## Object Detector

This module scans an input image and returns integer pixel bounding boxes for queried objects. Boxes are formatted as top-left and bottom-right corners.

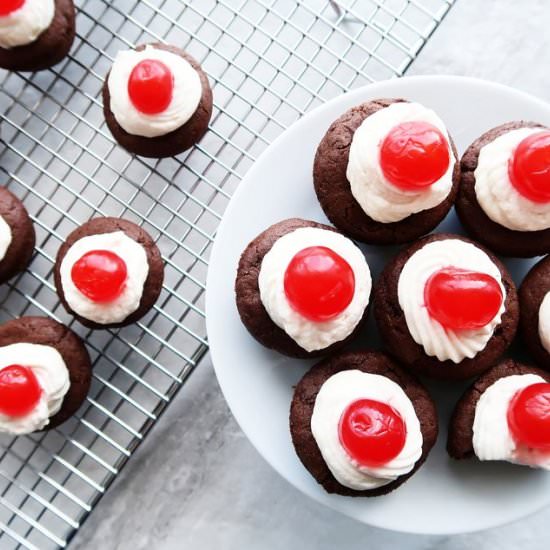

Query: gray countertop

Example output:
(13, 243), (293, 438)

(71, 1), (550, 548)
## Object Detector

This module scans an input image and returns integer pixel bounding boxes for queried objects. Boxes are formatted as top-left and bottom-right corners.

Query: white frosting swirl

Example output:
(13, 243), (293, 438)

(397, 239), (506, 363)
(0, 214), (12, 261)
(60, 231), (149, 325)
(258, 227), (371, 352)
(311, 370), (423, 490)
(538, 292), (550, 354)
(473, 374), (550, 469)
(0, 0), (55, 49)
(107, 45), (203, 138)
(0, 343), (70, 435)
(346, 101), (455, 223)
(474, 127), (550, 231)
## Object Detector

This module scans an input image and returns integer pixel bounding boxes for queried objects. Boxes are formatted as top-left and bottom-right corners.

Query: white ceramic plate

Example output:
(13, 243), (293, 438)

(205, 76), (550, 535)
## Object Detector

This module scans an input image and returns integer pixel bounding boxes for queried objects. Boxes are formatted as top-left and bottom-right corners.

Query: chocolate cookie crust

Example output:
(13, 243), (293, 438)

(447, 360), (550, 459)
(519, 256), (550, 369)
(0, 187), (35, 284)
(102, 43), (213, 158)
(0, 316), (92, 430)
(235, 218), (370, 358)
(456, 121), (550, 257)
(0, 0), (76, 72)
(313, 98), (460, 245)
(373, 233), (519, 380)
(290, 350), (438, 496)
(53, 217), (164, 329)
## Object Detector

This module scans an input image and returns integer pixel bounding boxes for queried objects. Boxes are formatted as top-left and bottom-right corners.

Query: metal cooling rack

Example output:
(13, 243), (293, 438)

(0, 0), (454, 547)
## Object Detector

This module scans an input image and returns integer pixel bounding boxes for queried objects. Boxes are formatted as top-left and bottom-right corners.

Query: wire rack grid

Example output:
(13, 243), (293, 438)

(0, 0), (454, 547)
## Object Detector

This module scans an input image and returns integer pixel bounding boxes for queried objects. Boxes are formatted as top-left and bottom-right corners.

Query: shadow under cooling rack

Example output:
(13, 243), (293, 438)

(0, 0), (454, 547)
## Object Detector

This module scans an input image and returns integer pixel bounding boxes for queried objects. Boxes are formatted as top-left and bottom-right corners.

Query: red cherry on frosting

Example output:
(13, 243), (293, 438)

(508, 131), (550, 203)
(380, 121), (450, 190)
(507, 383), (550, 450)
(424, 267), (503, 331)
(128, 59), (174, 115)
(338, 399), (407, 467)
(71, 249), (127, 303)
(283, 246), (355, 322)
(0, 0), (25, 16)
(0, 365), (42, 417)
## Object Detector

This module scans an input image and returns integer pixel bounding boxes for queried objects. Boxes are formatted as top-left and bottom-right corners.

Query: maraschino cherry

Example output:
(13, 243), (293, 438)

(424, 267), (503, 330)
(380, 121), (450, 191)
(339, 399), (406, 467)
(284, 246), (355, 322)
(0, 0), (25, 17)
(128, 59), (174, 115)
(508, 383), (550, 450)
(508, 131), (550, 203)
(71, 250), (127, 303)
(0, 365), (42, 417)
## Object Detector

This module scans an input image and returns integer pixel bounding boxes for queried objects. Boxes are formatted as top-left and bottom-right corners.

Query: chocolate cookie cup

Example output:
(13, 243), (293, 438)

(53, 217), (164, 329)
(102, 42), (213, 158)
(374, 233), (519, 381)
(290, 350), (438, 496)
(447, 360), (550, 463)
(519, 256), (550, 369)
(0, 316), (92, 432)
(457, 121), (550, 257)
(0, 0), (76, 72)
(235, 218), (371, 359)
(313, 98), (460, 245)
(0, 187), (35, 284)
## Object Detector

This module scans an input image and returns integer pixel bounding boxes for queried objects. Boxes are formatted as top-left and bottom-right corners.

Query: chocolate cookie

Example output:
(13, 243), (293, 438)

(0, 0), (76, 72)
(374, 233), (519, 380)
(519, 256), (550, 369)
(53, 217), (164, 329)
(235, 218), (370, 358)
(447, 360), (550, 459)
(313, 98), (460, 245)
(102, 43), (213, 158)
(456, 121), (550, 257)
(0, 187), (35, 283)
(0, 316), (92, 430)
(290, 350), (438, 496)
